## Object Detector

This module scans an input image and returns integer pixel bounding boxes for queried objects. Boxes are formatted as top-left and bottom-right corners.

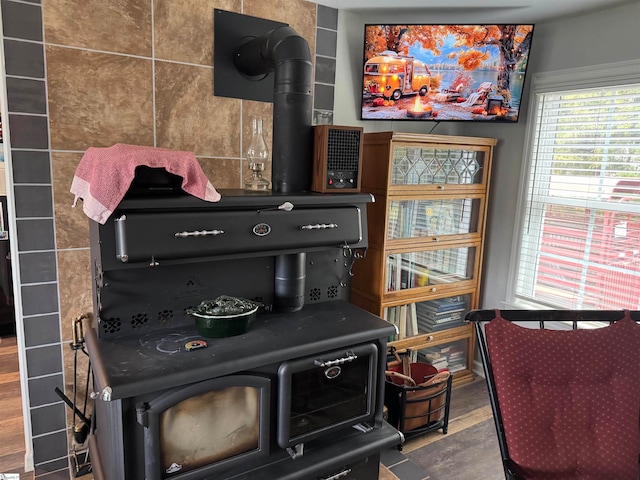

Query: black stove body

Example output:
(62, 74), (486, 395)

(85, 190), (402, 480)
(90, 191), (372, 337)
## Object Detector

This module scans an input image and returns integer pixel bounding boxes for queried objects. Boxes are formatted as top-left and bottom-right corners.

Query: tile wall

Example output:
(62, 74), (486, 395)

(1, 0), (337, 477)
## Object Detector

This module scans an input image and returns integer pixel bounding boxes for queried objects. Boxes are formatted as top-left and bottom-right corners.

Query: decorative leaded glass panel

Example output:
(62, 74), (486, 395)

(391, 147), (483, 185)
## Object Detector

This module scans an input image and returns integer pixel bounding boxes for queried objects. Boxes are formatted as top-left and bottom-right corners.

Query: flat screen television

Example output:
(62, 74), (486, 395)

(361, 24), (534, 122)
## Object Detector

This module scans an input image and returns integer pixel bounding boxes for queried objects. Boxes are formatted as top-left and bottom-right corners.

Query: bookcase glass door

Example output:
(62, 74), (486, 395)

(350, 132), (496, 386)
(385, 246), (477, 293)
(418, 338), (469, 375)
(390, 146), (485, 186)
(384, 293), (471, 341)
(387, 198), (482, 241)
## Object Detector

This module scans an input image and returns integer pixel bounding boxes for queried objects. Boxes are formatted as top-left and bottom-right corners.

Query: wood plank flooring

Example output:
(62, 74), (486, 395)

(401, 404), (494, 453)
(0, 335), (32, 479)
(382, 378), (504, 480)
(380, 463), (401, 479)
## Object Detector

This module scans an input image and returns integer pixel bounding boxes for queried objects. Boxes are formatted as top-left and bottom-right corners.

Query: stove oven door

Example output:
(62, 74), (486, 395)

(136, 374), (271, 479)
(277, 343), (378, 448)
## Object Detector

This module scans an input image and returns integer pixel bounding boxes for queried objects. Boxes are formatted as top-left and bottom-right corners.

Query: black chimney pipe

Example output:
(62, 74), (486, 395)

(234, 27), (312, 312)
(234, 26), (313, 194)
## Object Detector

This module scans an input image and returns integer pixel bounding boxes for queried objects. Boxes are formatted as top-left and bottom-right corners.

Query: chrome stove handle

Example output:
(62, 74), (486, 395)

(314, 351), (357, 367)
(300, 223), (338, 230)
(320, 468), (352, 480)
(174, 229), (225, 238)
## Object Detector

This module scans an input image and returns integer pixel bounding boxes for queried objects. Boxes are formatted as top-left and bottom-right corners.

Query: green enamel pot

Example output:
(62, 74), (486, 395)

(186, 296), (260, 338)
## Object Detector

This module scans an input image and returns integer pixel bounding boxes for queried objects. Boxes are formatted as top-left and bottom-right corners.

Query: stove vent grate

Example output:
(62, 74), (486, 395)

(101, 317), (122, 335)
(158, 309), (174, 326)
(131, 313), (149, 329)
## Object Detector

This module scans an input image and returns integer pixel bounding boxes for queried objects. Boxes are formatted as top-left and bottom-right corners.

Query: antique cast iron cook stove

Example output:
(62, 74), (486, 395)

(85, 189), (402, 480)
(83, 12), (401, 479)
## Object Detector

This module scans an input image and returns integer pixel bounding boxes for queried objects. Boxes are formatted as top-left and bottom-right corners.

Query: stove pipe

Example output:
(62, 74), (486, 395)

(234, 27), (313, 312)
(234, 26), (313, 194)
(274, 253), (306, 312)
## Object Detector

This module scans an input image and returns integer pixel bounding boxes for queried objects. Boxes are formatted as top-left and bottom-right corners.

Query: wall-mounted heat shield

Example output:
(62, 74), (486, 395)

(213, 9), (314, 193)
(214, 9), (287, 102)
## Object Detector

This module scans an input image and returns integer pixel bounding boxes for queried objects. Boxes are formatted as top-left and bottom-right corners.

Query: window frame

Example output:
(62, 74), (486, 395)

(505, 59), (640, 310)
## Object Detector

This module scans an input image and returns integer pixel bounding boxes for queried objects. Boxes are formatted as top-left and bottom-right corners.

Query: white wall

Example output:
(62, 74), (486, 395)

(463, 0), (640, 308)
(333, 1), (640, 307)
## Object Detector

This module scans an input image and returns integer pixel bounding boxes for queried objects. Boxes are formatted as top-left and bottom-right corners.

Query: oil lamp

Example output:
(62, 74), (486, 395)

(244, 117), (270, 192)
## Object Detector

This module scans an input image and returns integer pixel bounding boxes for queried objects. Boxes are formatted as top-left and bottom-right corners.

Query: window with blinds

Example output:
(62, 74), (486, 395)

(513, 83), (640, 310)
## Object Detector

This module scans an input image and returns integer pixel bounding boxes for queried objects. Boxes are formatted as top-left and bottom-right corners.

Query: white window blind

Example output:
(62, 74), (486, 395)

(514, 83), (640, 310)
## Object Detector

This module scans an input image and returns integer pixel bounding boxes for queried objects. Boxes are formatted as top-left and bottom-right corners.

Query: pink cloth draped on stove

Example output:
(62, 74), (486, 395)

(70, 143), (221, 224)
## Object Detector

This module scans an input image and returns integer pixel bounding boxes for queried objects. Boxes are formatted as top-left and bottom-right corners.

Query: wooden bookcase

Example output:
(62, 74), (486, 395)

(350, 132), (496, 385)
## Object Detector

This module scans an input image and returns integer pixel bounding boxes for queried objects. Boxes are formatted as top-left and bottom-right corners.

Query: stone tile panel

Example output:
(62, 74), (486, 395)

(46, 46), (154, 151)
(155, 61), (240, 157)
(154, 0), (241, 65)
(43, 0), (152, 56)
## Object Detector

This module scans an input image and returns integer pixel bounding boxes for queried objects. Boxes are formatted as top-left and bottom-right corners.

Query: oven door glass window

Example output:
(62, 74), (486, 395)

(160, 386), (259, 475)
(278, 343), (378, 447)
(138, 375), (270, 479)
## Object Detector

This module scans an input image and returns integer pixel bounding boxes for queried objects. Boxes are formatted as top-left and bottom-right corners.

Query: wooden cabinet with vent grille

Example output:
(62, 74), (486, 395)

(350, 132), (496, 385)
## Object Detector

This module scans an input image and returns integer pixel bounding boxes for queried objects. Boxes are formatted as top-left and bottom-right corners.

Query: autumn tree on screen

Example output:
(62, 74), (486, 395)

(365, 24), (533, 97)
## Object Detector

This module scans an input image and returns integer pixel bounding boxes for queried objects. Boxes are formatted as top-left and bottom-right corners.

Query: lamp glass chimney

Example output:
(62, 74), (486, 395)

(245, 118), (270, 191)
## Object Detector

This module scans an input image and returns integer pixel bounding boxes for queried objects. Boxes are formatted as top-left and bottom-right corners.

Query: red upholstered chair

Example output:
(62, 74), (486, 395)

(467, 309), (640, 480)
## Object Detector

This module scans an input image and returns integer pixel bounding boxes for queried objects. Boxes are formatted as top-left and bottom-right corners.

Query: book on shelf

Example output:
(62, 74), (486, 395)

(387, 303), (421, 338)
(400, 261), (409, 290)
(418, 319), (466, 333)
(413, 264), (429, 287)
(386, 254), (431, 291)
(418, 343), (467, 373)
(398, 304), (408, 339)
(386, 255), (401, 292)
(400, 257), (424, 290)
(420, 349), (446, 363)
(418, 313), (463, 327)
(448, 362), (467, 373)
(418, 311), (464, 324)
(431, 359), (449, 371)
(395, 256), (403, 291)
(416, 310), (466, 332)
(417, 306), (464, 319)
(417, 297), (467, 315)
(386, 256), (393, 291)
(409, 303), (418, 337)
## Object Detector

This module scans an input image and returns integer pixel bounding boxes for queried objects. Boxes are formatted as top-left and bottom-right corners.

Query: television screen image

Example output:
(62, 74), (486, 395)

(361, 24), (534, 122)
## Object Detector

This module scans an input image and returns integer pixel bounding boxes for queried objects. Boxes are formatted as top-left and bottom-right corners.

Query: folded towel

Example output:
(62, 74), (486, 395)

(70, 143), (221, 224)
(459, 92), (483, 107)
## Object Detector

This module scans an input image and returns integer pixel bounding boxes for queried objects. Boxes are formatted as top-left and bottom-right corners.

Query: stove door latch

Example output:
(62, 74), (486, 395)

(286, 443), (304, 460)
(136, 402), (150, 427)
(352, 422), (374, 433)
